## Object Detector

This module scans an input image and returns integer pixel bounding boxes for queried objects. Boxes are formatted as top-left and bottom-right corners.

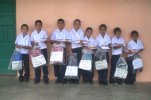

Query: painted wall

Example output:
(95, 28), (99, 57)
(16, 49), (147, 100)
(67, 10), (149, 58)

(16, 0), (151, 82)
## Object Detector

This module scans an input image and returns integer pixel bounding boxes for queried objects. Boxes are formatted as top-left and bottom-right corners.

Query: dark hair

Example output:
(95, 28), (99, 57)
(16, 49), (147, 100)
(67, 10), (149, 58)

(131, 30), (139, 37)
(86, 27), (93, 32)
(74, 19), (81, 24)
(35, 20), (42, 25)
(99, 24), (107, 30)
(113, 27), (121, 34)
(57, 18), (65, 23)
(21, 24), (28, 30)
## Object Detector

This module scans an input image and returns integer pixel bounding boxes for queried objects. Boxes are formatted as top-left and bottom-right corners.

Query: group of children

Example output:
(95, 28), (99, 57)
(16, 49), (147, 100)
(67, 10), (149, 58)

(15, 18), (144, 85)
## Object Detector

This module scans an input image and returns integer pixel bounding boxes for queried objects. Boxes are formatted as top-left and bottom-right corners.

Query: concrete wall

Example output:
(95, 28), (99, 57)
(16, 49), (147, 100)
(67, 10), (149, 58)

(16, 0), (151, 82)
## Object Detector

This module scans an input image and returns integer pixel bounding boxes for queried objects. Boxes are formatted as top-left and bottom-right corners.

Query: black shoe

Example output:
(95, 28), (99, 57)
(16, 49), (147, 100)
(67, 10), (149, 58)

(19, 76), (24, 82)
(34, 80), (40, 84)
(103, 82), (108, 86)
(44, 80), (49, 84)
(99, 81), (103, 85)
(61, 79), (67, 84)
(88, 81), (94, 84)
(55, 79), (61, 84)
(24, 79), (29, 83)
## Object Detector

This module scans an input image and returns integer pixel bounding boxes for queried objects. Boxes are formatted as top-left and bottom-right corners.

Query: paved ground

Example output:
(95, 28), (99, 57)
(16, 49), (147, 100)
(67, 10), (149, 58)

(0, 77), (151, 100)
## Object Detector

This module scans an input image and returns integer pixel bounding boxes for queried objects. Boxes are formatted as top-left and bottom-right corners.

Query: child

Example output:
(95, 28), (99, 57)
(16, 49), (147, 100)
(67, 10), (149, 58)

(125, 30), (144, 85)
(82, 27), (97, 84)
(51, 18), (69, 84)
(31, 20), (49, 84)
(68, 19), (84, 84)
(15, 24), (31, 82)
(95, 24), (111, 85)
(110, 27), (126, 84)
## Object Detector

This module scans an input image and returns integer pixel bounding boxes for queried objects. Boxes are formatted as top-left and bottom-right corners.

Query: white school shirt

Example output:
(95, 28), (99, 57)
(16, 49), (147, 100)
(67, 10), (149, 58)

(83, 36), (97, 47)
(31, 29), (48, 49)
(111, 36), (126, 55)
(15, 33), (31, 54)
(51, 28), (69, 47)
(127, 39), (144, 57)
(69, 28), (84, 49)
(96, 33), (111, 48)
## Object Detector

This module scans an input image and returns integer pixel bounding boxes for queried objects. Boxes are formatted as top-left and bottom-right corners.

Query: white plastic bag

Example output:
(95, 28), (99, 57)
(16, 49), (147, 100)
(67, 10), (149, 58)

(95, 49), (108, 70)
(30, 46), (46, 68)
(50, 47), (64, 65)
(79, 49), (92, 71)
(114, 56), (128, 79)
(65, 53), (78, 79)
(132, 54), (143, 70)
(8, 49), (22, 70)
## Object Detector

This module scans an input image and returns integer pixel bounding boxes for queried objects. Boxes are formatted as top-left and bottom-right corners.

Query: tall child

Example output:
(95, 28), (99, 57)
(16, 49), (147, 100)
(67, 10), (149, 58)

(95, 24), (111, 85)
(51, 18), (69, 84)
(110, 27), (126, 84)
(15, 24), (31, 82)
(68, 19), (84, 83)
(125, 30), (144, 85)
(31, 20), (49, 84)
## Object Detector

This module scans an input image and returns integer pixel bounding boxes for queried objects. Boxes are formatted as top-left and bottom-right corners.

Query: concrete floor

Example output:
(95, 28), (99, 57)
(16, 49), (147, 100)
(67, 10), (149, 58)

(0, 77), (151, 100)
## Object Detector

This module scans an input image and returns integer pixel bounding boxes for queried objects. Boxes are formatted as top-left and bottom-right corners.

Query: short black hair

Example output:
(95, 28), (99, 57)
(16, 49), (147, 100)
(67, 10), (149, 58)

(74, 19), (81, 24)
(113, 27), (121, 34)
(131, 30), (139, 37)
(21, 24), (28, 30)
(35, 20), (42, 25)
(57, 18), (65, 23)
(99, 24), (107, 30)
(86, 27), (93, 32)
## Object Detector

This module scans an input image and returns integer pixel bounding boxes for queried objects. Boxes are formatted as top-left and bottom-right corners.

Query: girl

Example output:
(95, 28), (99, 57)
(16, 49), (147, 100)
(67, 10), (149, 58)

(82, 27), (97, 84)
(51, 18), (69, 84)
(95, 24), (111, 85)
(110, 27), (126, 84)
(68, 19), (84, 84)
(125, 30), (144, 85)
(31, 20), (49, 84)
(15, 24), (31, 82)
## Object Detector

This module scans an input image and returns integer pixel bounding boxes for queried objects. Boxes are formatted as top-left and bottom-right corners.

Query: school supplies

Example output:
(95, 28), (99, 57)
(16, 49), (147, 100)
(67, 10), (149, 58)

(79, 49), (92, 71)
(132, 54), (143, 71)
(8, 49), (22, 70)
(114, 56), (128, 79)
(95, 49), (108, 70)
(65, 53), (78, 79)
(30, 46), (46, 68)
(50, 46), (64, 65)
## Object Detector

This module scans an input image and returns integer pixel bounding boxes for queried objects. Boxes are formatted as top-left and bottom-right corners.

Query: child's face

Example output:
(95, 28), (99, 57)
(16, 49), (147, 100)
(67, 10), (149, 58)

(99, 27), (106, 35)
(73, 21), (81, 30)
(132, 34), (138, 41)
(86, 29), (92, 38)
(57, 21), (65, 30)
(35, 22), (42, 31)
(115, 31), (121, 38)
(21, 26), (28, 34)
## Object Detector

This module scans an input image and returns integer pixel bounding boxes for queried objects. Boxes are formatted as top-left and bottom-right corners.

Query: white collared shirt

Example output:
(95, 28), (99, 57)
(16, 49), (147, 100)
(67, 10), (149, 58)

(111, 36), (126, 55)
(127, 39), (144, 57)
(51, 28), (69, 47)
(69, 28), (84, 49)
(96, 33), (111, 47)
(15, 33), (31, 54)
(31, 29), (48, 49)
(83, 36), (97, 47)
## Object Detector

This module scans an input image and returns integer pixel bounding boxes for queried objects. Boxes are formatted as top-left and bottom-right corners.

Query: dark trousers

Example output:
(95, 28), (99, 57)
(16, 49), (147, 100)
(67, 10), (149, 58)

(125, 57), (136, 84)
(82, 54), (94, 82)
(34, 48), (49, 82)
(110, 54), (122, 83)
(97, 52), (109, 83)
(19, 54), (30, 80)
(53, 48), (66, 81)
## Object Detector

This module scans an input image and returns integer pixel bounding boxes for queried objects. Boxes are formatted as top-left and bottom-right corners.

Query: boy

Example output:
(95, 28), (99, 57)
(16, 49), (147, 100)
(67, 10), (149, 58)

(31, 20), (49, 84)
(15, 24), (31, 82)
